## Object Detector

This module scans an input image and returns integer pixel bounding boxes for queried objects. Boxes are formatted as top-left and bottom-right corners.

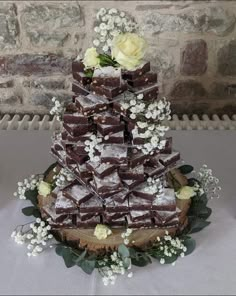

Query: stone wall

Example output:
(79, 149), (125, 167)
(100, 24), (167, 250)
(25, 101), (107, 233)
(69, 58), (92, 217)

(0, 0), (236, 116)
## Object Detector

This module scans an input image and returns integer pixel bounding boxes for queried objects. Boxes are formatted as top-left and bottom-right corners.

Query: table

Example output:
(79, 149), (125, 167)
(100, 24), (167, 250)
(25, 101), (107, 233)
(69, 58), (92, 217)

(0, 131), (236, 295)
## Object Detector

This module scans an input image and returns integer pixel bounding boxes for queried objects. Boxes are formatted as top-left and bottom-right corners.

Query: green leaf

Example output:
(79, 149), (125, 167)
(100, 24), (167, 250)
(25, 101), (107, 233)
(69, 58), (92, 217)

(189, 218), (211, 234)
(183, 237), (196, 256)
(123, 257), (131, 269)
(198, 207), (212, 220)
(178, 165), (194, 175)
(187, 178), (201, 187)
(22, 206), (41, 218)
(131, 253), (152, 267)
(118, 244), (130, 258)
(25, 188), (38, 207)
(43, 162), (57, 178)
(79, 259), (96, 275)
(55, 246), (76, 268)
(75, 249), (87, 264)
(84, 69), (94, 78)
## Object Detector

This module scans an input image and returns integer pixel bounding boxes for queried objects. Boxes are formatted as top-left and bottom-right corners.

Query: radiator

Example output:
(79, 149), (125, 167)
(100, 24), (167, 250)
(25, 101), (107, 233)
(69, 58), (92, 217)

(0, 114), (236, 130)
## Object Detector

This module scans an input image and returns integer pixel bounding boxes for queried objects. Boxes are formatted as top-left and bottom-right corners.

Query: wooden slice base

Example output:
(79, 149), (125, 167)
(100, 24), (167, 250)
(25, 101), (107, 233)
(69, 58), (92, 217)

(38, 167), (191, 253)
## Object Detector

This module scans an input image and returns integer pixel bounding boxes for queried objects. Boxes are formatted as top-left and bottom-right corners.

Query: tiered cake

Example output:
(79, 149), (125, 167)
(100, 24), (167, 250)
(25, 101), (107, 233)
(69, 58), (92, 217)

(43, 60), (184, 232)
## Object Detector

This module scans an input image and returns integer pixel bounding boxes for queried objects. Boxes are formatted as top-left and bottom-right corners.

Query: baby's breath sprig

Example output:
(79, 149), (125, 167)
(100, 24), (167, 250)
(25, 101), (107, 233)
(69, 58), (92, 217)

(50, 97), (64, 121)
(13, 174), (42, 200)
(93, 8), (139, 52)
(197, 164), (221, 199)
(121, 228), (133, 245)
(11, 218), (54, 257)
(84, 134), (103, 162)
(121, 93), (171, 155)
(52, 167), (75, 188)
(97, 249), (132, 286)
(148, 231), (187, 266)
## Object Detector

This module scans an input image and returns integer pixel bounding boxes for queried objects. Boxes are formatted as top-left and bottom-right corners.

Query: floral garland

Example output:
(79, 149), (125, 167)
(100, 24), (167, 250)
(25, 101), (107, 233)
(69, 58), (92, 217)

(12, 162), (221, 285)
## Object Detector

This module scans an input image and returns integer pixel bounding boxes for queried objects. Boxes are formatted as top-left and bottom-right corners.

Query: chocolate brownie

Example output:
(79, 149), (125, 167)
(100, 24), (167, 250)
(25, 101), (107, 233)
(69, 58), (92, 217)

(93, 111), (121, 125)
(99, 131), (124, 144)
(105, 198), (129, 213)
(73, 72), (92, 86)
(90, 82), (127, 100)
(159, 151), (180, 167)
(130, 210), (152, 222)
(72, 82), (90, 96)
(80, 195), (103, 213)
(128, 194), (152, 211)
(119, 165), (145, 181)
(72, 60), (85, 73)
(86, 161), (117, 178)
(63, 182), (93, 206)
(152, 188), (176, 211)
(122, 62), (151, 80)
(94, 171), (123, 194)
(92, 66), (122, 87)
(97, 122), (125, 136)
(101, 145), (128, 164)
(127, 72), (157, 87)
(126, 216), (153, 228)
(55, 191), (78, 214)
(75, 94), (108, 116)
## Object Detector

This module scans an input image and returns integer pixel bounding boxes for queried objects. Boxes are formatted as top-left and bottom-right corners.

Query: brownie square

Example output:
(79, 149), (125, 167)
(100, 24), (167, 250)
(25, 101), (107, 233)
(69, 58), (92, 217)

(93, 112), (121, 125)
(55, 191), (78, 214)
(122, 178), (143, 190)
(130, 210), (152, 222)
(132, 182), (156, 201)
(152, 188), (176, 211)
(94, 171), (122, 194)
(126, 216), (153, 228)
(159, 151), (180, 167)
(119, 165), (145, 181)
(105, 198), (129, 213)
(101, 145), (128, 164)
(90, 82), (127, 100)
(122, 62), (151, 80)
(79, 195), (103, 213)
(63, 183), (93, 206)
(128, 194), (152, 211)
(127, 72), (157, 87)
(75, 94), (108, 116)
(86, 161), (117, 178)
(97, 122), (125, 136)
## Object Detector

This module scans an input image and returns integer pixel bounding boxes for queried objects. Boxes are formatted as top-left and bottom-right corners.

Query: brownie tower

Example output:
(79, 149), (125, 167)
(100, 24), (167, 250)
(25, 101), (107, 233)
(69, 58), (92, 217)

(47, 60), (181, 230)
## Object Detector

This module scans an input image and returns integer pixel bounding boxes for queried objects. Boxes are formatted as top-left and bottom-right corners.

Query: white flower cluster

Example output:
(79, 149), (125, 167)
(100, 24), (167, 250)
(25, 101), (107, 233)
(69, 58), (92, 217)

(13, 175), (42, 199)
(50, 97), (64, 121)
(84, 134), (103, 162)
(197, 164), (221, 199)
(93, 8), (139, 52)
(98, 251), (132, 286)
(121, 228), (133, 245)
(53, 167), (75, 188)
(11, 218), (53, 257)
(122, 94), (171, 155)
(146, 177), (164, 196)
(156, 231), (187, 265)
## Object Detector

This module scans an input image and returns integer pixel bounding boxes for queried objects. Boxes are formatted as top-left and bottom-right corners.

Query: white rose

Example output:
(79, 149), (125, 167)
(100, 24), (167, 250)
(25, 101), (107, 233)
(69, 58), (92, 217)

(176, 186), (196, 200)
(83, 47), (100, 69)
(94, 224), (112, 240)
(38, 181), (51, 197)
(111, 33), (147, 70)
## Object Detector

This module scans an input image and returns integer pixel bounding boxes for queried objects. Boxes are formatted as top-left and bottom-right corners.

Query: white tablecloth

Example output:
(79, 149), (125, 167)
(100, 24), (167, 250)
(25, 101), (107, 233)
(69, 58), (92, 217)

(0, 131), (236, 295)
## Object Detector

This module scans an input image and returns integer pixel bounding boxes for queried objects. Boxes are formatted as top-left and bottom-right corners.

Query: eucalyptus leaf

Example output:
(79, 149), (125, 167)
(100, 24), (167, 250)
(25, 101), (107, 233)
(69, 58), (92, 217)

(55, 246), (76, 268)
(123, 257), (131, 269)
(183, 237), (196, 256)
(187, 178), (201, 187)
(118, 244), (130, 258)
(22, 206), (41, 218)
(25, 188), (38, 207)
(198, 207), (212, 220)
(75, 249), (87, 264)
(131, 254), (152, 267)
(178, 165), (194, 175)
(189, 218), (211, 234)
(79, 259), (96, 275)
